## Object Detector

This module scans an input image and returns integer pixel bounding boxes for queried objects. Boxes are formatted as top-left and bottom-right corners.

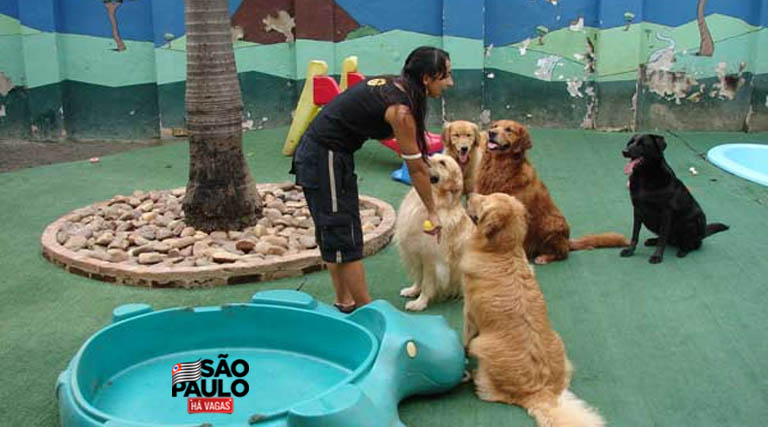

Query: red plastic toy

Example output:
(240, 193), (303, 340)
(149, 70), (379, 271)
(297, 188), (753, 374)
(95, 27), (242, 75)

(313, 73), (365, 106)
(380, 132), (443, 155)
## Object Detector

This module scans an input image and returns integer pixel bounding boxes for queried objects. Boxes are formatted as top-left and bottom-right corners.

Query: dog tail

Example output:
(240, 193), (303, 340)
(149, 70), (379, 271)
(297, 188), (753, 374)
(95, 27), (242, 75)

(705, 223), (729, 238)
(528, 389), (605, 427)
(569, 233), (629, 251)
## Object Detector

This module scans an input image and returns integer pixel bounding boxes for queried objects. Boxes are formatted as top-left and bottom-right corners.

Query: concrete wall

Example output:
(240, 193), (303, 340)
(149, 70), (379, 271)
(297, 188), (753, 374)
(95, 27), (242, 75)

(0, 0), (766, 141)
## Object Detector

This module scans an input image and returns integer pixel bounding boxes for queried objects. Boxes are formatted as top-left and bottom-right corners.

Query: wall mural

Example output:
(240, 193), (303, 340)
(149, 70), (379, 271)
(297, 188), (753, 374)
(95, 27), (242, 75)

(0, 0), (765, 140)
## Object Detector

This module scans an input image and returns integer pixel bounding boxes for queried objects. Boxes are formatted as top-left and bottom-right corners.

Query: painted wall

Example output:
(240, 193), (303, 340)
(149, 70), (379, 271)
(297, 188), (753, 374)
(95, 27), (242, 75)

(0, 0), (766, 141)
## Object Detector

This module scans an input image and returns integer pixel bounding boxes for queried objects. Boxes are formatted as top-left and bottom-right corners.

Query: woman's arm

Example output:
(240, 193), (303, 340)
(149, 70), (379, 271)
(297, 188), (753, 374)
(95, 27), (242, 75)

(385, 104), (441, 239)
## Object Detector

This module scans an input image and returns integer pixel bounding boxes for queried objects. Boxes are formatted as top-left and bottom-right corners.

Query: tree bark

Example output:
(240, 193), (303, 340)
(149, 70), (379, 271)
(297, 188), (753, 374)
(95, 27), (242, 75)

(182, 0), (262, 232)
(697, 0), (714, 56)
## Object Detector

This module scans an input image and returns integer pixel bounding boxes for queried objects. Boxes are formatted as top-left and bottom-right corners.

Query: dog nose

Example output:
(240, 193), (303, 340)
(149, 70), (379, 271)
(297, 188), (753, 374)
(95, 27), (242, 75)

(622, 149), (630, 157)
(460, 147), (468, 154)
(488, 131), (497, 142)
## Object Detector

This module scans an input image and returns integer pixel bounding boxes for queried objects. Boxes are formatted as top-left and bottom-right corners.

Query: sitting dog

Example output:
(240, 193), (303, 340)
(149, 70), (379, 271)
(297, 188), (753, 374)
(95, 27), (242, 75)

(442, 120), (485, 194)
(395, 153), (475, 311)
(462, 193), (604, 427)
(475, 119), (628, 264)
(621, 134), (729, 263)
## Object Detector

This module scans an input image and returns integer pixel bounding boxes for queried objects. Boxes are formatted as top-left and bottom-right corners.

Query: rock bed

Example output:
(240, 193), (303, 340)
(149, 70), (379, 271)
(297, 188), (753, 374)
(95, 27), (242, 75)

(41, 183), (395, 288)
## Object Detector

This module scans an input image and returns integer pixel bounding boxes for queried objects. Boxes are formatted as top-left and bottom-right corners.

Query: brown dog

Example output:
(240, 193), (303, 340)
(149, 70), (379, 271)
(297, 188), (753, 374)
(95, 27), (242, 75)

(442, 120), (484, 194)
(475, 120), (628, 264)
(462, 193), (604, 426)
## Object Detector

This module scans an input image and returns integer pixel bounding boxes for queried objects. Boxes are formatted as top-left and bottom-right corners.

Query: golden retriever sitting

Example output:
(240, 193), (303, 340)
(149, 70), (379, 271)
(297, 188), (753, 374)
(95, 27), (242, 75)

(462, 193), (604, 427)
(475, 120), (628, 264)
(442, 120), (484, 194)
(395, 153), (475, 311)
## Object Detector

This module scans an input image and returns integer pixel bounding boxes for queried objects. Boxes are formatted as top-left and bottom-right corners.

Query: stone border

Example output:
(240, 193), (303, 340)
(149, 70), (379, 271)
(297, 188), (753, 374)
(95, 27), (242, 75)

(41, 188), (396, 288)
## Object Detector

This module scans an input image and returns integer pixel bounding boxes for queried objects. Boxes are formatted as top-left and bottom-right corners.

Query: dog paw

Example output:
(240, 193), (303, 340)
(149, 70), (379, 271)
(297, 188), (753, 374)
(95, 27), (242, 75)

(644, 238), (658, 247)
(405, 299), (428, 311)
(648, 255), (663, 264)
(400, 285), (420, 298)
(534, 255), (551, 265)
(461, 369), (473, 383)
(620, 248), (635, 257)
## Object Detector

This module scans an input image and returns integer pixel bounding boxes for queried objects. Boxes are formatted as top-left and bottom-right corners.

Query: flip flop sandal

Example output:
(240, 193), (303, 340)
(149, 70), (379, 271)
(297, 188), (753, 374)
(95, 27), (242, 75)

(333, 302), (356, 313)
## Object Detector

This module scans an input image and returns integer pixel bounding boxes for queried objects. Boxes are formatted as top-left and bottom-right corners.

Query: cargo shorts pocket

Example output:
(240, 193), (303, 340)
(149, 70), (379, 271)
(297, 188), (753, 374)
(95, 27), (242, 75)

(318, 216), (357, 252)
(292, 140), (321, 190)
(321, 225), (355, 252)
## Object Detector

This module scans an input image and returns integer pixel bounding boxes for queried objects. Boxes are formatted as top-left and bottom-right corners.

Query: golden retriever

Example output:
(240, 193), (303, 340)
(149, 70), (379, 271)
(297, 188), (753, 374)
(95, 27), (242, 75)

(395, 153), (475, 311)
(475, 119), (628, 264)
(462, 193), (604, 427)
(442, 120), (484, 194)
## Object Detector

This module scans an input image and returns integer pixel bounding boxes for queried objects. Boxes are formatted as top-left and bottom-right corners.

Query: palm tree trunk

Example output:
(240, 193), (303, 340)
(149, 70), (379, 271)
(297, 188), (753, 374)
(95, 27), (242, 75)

(104, 1), (126, 51)
(697, 0), (714, 56)
(182, 0), (262, 232)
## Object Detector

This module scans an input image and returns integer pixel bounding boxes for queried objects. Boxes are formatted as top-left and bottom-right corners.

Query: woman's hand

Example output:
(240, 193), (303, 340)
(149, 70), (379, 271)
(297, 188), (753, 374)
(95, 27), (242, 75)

(423, 211), (442, 243)
(385, 104), (441, 244)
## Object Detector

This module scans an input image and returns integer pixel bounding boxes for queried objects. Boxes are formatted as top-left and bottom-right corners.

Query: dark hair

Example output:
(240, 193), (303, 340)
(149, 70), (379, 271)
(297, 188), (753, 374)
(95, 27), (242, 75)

(394, 46), (450, 161)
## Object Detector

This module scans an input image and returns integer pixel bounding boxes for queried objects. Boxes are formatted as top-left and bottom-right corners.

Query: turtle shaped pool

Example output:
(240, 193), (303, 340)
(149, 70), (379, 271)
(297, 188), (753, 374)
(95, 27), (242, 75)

(57, 290), (465, 426)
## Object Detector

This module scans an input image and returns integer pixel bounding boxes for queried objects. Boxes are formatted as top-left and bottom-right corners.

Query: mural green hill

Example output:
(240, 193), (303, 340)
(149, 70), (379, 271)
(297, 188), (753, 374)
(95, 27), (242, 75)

(0, 13), (764, 90)
(0, 13), (22, 35)
(490, 14), (764, 83)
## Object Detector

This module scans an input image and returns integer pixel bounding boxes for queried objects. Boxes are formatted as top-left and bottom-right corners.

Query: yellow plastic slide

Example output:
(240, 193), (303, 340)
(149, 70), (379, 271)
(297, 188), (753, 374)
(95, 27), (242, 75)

(281, 56), (360, 156)
(282, 60), (328, 156)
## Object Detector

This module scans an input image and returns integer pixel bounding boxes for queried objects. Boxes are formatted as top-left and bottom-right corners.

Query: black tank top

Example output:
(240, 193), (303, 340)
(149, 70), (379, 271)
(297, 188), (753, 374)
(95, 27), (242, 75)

(304, 78), (412, 153)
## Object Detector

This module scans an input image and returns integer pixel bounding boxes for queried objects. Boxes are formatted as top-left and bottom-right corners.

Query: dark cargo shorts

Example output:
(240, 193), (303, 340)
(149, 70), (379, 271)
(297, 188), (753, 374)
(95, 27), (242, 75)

(290, 135), (363, 263)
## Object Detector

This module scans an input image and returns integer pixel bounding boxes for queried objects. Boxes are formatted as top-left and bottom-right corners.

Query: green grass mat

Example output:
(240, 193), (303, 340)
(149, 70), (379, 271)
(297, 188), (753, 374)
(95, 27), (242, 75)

(1, 127), (767, 426)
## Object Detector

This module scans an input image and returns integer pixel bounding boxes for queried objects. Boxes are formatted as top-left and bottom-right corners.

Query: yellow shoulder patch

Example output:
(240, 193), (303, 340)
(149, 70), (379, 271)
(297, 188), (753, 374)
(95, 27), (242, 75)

(366, 78), (386, 87)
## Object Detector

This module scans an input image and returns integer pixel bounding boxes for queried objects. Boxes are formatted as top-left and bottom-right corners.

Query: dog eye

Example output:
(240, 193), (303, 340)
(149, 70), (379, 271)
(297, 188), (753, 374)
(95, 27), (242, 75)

(439, 160), (446, 166)
(506, 127), (512, 132)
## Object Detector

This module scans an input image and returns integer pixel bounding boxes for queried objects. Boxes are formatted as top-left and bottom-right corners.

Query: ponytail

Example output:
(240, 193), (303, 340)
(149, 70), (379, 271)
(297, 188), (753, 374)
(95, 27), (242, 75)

(394, 46), (450, 162)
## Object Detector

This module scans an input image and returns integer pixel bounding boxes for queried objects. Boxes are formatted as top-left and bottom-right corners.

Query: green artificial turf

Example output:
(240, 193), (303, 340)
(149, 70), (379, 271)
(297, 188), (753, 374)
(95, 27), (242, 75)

(1, 127), (767, 426)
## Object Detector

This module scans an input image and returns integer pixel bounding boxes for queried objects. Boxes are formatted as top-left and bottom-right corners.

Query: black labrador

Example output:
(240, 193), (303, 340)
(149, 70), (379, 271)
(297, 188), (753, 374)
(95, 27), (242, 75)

(620, 134), (728, 264)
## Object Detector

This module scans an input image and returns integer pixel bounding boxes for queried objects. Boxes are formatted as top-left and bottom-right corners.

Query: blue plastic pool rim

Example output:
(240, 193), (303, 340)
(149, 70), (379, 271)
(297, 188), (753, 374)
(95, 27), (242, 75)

(67, 303), (380, 425)
(706, 143), (768, 187)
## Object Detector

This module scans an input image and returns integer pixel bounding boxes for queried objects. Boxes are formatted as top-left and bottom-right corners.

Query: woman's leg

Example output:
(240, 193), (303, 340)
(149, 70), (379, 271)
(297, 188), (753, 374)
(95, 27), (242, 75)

(295, 142), (368, 309)
(328, 263), (354, 306)
(329, 260), (371, 307)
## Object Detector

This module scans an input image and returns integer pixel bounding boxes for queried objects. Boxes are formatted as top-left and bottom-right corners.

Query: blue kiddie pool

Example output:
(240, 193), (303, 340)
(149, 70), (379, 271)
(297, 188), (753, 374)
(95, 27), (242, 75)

(707, 143), (768, 187)
(57, 290), (464, 426)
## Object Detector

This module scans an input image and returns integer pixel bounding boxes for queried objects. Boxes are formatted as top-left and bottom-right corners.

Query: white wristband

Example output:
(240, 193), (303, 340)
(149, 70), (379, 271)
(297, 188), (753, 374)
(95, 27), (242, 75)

(401, 152), (422, 160)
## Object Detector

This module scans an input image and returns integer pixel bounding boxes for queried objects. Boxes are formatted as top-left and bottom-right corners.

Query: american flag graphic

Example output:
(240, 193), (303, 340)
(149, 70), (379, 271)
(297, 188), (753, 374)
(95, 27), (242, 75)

(171, 359), (202, 385)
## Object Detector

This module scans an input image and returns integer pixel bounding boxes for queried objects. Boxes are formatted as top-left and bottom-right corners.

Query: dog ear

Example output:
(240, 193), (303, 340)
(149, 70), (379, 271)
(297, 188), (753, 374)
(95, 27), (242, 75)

(471, 123), (483, 147)
(441, 122), (452, 147)
(477, 128), (487, 150)
(518, 126), (532, 151)
(652, 134), (667, 152)
(480, 208), (505, 240)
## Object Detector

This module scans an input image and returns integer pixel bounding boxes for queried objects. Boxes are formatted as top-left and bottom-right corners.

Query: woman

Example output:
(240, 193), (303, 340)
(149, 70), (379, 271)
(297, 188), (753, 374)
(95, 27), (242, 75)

(291, 46), (454, 313)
